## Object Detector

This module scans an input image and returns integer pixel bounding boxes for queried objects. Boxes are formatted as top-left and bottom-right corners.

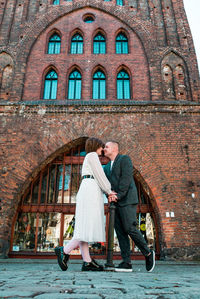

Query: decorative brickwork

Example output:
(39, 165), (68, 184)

(0, 0), (200, 259)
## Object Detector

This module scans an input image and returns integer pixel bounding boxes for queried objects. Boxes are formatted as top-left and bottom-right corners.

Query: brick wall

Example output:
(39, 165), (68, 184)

(1, 103), (200, 259)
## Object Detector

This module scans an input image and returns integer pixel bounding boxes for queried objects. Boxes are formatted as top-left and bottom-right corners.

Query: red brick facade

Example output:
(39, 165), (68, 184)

(0, 0), (200, 259)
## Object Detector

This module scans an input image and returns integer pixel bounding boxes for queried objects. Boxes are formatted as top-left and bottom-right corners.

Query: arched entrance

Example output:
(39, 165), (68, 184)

(9, 142), (160, 259)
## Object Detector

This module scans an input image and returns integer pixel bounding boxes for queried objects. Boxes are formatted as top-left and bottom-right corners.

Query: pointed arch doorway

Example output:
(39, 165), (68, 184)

(9, 141), (160, 259)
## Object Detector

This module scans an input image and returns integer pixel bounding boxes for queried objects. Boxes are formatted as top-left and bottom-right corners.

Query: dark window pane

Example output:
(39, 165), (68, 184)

(84, 16), (94, 23)
(41, 171), (48, 204)
(32, 178), (39, 204)
(70, 165), (81, 203)
(24, 191), (31, 204)
(47, 165), (56, 204)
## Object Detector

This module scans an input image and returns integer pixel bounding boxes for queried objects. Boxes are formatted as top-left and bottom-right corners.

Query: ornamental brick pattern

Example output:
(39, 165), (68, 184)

(0, 0), (200, 259)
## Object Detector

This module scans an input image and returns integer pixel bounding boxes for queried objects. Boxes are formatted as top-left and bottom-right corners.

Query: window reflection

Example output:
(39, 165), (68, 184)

(58, 165), (71, 203)
(41, 171), (48, 204)
(48, 165), (56, 203)
(13, 213), (36, 251)
(13, 212), (60, 252)
(37, 213), (60, 252)
(70, 164), (81, 203)
(32, 178), (39, 204)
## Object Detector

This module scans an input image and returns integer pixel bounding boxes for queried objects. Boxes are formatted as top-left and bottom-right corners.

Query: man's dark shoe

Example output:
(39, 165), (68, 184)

(82, 259), (104, 271)
(145, 250), (155, 272)
(115, 261), (132, 272)
(54, 246), (69, 271)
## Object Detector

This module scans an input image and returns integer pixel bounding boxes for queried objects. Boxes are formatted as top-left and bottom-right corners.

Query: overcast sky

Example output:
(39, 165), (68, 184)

(183, 0), (200, 73)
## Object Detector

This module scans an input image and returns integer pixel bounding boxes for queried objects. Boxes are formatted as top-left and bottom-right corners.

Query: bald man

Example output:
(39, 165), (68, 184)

(104, 141), (155, 272)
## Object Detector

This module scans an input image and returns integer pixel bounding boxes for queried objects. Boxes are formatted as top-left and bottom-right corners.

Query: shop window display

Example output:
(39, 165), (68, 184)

(37, 213), (60, 252)
(13, 213), (37, 252)
(13, 212), (60, 252)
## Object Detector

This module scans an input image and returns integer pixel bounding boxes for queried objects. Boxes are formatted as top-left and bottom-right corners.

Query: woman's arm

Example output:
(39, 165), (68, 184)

(87, 152), (112, 195)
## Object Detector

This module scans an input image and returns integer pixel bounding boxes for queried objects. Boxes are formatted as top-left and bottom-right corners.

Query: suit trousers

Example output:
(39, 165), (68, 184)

(114, 204), (150, 263)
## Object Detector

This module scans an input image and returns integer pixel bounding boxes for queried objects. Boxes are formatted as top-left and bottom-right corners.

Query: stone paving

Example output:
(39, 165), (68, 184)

(0, 259), (200, 299)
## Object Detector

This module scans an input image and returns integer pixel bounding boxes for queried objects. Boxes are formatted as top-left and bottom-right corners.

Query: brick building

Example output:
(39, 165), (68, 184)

(0, 0), (200, 260)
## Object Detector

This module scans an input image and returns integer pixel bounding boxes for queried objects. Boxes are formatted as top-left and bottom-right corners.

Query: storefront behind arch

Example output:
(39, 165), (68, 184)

(10, 142), (160, 259)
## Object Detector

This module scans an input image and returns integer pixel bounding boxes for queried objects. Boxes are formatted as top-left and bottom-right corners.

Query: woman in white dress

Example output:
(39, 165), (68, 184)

(55, 137), (115, 271)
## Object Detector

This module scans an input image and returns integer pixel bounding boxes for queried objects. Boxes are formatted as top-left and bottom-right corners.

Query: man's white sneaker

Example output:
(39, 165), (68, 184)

(115, 262), (133, 272)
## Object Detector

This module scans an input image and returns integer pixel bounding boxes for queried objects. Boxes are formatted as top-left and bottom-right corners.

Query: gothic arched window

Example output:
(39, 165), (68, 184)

(93, 33), (106, 54)
(70, 34), (83, 54)
(116, 33), (128, 54)
(48, 33), (61, 54)
(43, 70), (58, 100)
(93, 70), (106, 99)
(68, 70), (82, 99)
(117, 70), (130, 99)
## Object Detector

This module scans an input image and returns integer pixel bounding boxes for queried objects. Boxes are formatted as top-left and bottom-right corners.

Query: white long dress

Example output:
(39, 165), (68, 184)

(73, 152), (112, 242)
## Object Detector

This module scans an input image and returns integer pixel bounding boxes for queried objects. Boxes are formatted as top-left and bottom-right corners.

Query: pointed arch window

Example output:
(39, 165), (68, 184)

(117, 70), (130, 99)
(93, 33), (106, 54)
(68, 70), (82, 99)
(48, 33), (61, 54)
(116, 0), (124, 6)
(43, 70), (58, 100)
(116, 33), (128, 54)
(93, 70), (106, 99)
(71, 34), (83, 54)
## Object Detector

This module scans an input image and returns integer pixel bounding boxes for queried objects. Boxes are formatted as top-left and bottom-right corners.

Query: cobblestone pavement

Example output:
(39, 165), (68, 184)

(0, 259), (200, 299)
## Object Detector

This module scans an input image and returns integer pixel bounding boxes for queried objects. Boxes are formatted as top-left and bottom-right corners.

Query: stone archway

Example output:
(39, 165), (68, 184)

(9, 138), (161, 259)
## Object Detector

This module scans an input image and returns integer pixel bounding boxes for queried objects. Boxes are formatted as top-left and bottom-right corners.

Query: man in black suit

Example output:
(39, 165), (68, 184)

(104, 141), (155, 272)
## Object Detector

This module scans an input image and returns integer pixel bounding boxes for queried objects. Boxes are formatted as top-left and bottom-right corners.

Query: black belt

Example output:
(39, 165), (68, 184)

(82, 175), (94, 179)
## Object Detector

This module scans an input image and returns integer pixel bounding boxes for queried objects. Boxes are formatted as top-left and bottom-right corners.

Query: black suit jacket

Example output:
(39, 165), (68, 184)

(104, 154), (138, 207)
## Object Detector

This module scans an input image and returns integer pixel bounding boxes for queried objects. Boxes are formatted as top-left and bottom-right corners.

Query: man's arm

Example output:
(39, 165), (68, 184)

(116, 155), (133, 201)
(103, 163), (110, 179)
